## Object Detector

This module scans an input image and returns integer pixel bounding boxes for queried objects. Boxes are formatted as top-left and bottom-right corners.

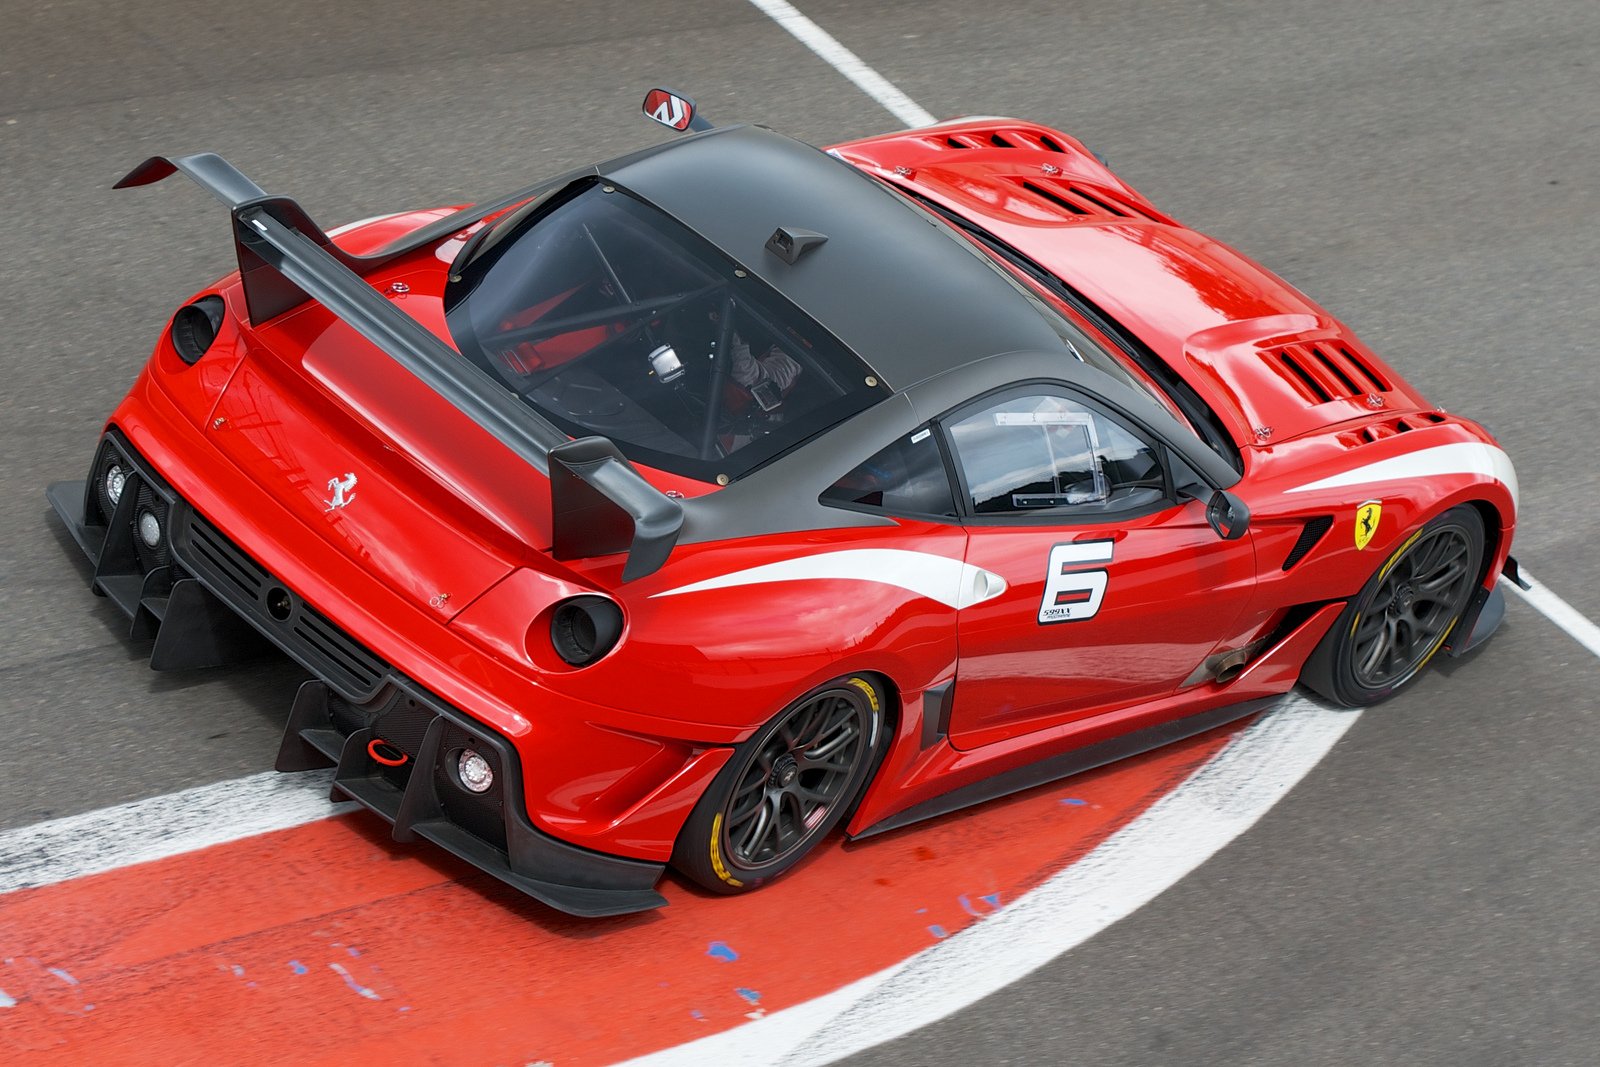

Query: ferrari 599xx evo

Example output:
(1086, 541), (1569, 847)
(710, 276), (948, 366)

(48, 90), (1520, 916)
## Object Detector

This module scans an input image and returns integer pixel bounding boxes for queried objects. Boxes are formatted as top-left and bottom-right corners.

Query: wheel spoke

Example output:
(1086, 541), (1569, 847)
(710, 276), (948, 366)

(1358, 622), (1389, 677)
(733, 796), (776, 860)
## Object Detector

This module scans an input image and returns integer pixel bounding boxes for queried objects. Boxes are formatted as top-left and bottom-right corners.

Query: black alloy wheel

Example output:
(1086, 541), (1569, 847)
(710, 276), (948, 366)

(672, 676), (886, 894)
(1304, 505), (1485, 707)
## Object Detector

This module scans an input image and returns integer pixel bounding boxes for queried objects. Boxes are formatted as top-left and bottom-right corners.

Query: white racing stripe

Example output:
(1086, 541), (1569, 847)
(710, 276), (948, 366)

(619, 695), (1360, 1067)
(652, 548), (1008, 609)
(1286, 441), (1519, 509)
(0, 770), (354, 895)
(742, 0), (938, 128)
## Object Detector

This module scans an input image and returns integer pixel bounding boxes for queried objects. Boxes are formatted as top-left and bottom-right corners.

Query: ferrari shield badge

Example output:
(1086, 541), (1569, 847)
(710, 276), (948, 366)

(1354, 500), (1381, 550)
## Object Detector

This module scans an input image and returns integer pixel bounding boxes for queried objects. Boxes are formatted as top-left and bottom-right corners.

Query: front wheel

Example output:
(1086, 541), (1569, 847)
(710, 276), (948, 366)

(672, 675), (886, 894)
(1302, 505), (1485, 707)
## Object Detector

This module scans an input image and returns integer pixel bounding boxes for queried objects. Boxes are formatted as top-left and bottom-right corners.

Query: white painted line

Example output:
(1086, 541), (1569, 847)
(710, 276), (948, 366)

(1502, 568), (1600, 659)
(742, 0), (938, 128)
(619, 695), (1361, 1067)
(0, 770), (355, 895)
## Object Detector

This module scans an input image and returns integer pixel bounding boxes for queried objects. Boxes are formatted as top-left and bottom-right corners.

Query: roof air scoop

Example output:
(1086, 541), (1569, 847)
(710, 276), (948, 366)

(765, 226), (828, 264)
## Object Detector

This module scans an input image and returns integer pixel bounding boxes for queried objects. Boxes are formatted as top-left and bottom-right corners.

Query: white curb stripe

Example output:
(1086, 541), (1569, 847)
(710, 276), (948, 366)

(619, 695), (1358, 1067)
(743, 0), (938, 128)
(0, 770), (355, 895)
(1503, 568), (1600, 660)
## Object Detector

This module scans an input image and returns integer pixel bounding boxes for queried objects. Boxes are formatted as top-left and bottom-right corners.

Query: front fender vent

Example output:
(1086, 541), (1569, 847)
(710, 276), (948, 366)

(1283, 516), (1334, 570)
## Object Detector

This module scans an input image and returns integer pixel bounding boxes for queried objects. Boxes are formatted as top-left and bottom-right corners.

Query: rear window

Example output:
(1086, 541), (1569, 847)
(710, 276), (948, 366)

(445, 181), (889, 483)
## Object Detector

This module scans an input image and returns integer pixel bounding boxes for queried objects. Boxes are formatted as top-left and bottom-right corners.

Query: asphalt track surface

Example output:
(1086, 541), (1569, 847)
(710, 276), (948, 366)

(2, 0), (1598, 1063)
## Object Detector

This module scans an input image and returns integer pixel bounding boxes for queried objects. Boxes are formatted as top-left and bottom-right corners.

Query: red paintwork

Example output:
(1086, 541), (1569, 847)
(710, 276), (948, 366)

(100, 118), (1516, 877)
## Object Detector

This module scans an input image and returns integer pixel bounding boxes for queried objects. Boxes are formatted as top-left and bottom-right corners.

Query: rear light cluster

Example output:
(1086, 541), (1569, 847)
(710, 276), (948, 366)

(89, 437), (174, 576)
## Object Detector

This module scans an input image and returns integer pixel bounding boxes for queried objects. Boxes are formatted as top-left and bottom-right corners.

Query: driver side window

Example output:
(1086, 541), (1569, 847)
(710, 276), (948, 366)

(948, 391), (1165, 517)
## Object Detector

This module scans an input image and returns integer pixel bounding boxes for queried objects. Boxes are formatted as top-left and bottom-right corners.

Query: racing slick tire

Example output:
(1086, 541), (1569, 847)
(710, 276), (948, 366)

(672, 675), (887, 894)
(1302, 504), (1486, 707)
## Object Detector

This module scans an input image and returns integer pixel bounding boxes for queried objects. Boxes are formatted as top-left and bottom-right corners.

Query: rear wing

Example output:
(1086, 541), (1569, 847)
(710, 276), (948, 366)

(115, 154), (681, 581)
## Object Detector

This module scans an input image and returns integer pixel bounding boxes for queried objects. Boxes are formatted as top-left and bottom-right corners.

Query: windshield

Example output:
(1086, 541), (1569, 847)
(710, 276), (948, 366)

(444, 181), (889, 483)
(885, 184), (1242, 472)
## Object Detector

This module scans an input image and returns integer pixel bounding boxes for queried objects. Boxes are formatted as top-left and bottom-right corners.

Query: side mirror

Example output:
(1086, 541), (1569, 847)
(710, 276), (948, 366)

(1205, 490), (1250, 541)
(642, 88), (711, 132)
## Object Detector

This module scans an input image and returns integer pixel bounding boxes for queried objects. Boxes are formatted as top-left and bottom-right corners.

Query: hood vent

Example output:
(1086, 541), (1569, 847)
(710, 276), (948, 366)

(1337, 411), (1449, 448)
(1016, 179), (1150, 221)
(935, 125), (1069, 153)
(1271, 341), (1390, 404)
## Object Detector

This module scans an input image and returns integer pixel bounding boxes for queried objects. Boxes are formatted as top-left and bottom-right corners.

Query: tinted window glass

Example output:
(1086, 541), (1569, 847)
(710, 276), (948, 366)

(445, 181), (889, 483)
(949, 392), (1165, 516)
(821, 426), (958, 518)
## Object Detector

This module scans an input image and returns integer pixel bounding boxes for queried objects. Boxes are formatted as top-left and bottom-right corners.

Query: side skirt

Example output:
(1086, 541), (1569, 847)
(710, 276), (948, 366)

(850, 695), (1278, 840)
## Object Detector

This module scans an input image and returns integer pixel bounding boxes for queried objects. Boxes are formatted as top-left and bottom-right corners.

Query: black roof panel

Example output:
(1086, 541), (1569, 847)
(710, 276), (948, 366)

(604, 125), (1072, 390)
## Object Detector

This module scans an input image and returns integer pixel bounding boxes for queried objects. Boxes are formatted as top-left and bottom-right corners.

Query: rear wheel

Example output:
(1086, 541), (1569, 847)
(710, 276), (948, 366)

(1303, 505), (1485, 707)
(672, 675), (886, 894)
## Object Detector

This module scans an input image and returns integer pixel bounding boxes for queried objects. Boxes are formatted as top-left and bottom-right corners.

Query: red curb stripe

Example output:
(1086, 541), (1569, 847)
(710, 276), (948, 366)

(0, 721), (1242, 1066)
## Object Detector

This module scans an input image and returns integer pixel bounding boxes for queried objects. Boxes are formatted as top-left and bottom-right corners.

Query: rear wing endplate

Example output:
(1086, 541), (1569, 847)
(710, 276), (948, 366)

(115, 153), (681, 581)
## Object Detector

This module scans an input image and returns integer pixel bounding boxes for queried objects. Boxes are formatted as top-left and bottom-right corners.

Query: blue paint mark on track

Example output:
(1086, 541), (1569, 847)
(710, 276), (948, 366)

(329, 962), (382, 1001)
(707, 941), (739, 963)
(288, 960), (309, 976)
(928, 925), (948, 939)
(1060, 797), (1087, 806)
(735, 987), (761, 1006)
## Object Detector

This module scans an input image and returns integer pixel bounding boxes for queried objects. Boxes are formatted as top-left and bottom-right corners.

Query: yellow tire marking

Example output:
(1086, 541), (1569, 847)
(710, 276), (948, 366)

(1377, 529), (1424, 582)
(847, 677), (880, 712)
(1417, 618), (1458, 670)
(709, 812), (743, 887)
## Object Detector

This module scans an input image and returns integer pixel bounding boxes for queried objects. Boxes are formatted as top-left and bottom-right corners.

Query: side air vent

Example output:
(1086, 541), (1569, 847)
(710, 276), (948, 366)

(1270, 341), (1390, 404)
(1283, 516), (1334, 570)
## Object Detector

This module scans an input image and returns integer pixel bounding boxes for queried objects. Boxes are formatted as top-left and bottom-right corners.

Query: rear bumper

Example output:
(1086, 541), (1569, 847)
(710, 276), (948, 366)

(47, 431), (667, 917)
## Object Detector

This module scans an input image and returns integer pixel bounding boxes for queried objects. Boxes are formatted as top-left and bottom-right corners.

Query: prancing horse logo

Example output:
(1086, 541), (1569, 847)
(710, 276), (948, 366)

(1354, 500), (1381, 550)
(324, 472), (357, 512)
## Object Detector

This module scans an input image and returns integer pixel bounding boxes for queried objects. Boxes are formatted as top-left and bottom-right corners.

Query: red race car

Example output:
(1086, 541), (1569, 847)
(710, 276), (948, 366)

(49, 90), (1519, 916)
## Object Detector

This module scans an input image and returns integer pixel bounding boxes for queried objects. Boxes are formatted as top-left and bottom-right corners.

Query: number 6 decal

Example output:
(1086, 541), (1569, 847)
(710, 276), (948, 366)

(1038, 541), (1114, 624)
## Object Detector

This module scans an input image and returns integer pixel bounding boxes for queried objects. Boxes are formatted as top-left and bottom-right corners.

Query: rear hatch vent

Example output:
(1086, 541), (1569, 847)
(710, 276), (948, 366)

(1269, 341), (1390, 404)
(1282, 516), (1334, 570)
